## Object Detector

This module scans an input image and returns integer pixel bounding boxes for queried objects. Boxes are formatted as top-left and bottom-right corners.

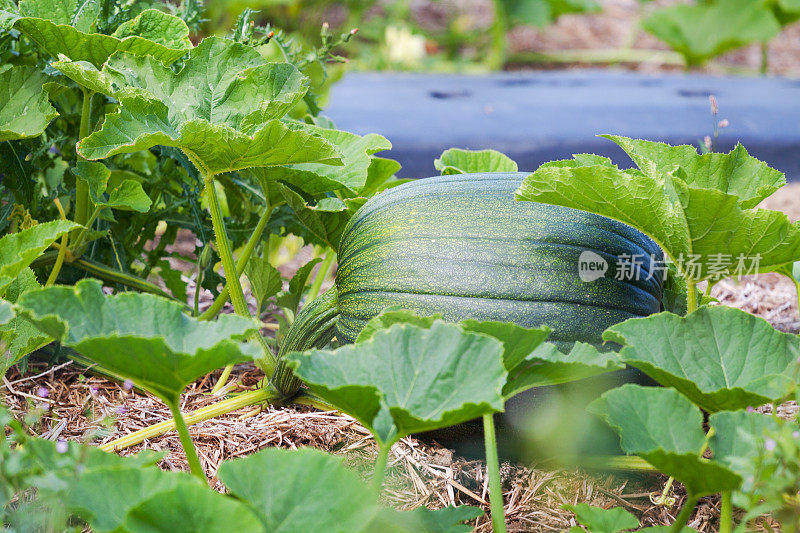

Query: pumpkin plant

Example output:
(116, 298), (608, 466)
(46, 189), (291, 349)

(16, 279), (261, 481)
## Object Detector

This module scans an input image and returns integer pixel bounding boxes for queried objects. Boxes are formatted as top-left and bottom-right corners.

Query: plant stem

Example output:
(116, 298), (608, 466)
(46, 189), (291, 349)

(34, 251), (183, 302)
(202, 174), (250, 319)
(671, 495), (697, 532)
(201, 173), (275, 391)
(760, 42), (769, 76)
(483, 413), (508, 533)
(372, 441), (392, 494)
(72, 89), (94, 241)
(167, 401), (206, 483)
(198, 203), (273, 321)
(720, 491), (733, 533)
(70, 206), (103, 252)
(100, 387), (277, 452)
(45, 199), (68, 286)
(307, 248), (335, 302)
(686, 280), (698, 313)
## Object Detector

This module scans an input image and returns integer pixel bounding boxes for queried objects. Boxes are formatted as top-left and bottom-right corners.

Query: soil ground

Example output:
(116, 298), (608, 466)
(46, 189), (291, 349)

(4, 185), (800, 532)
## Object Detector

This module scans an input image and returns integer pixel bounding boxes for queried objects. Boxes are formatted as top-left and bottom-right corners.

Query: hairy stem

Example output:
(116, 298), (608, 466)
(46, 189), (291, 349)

(33, 251), (182, 302)
(671, 495), (697, 533)
(686, 280), (698, 313)
(199, 203), (273, 321)
(72, 89), (94, 242)
(168, 401), (206, 483)
(307, 248), (335, 302)
(201, 173), (275, 391)
(372, 441), (392, 493)
(719, 491), (733, 533)
(100, 387), (278, 452)
(45, 199), (68, 286)
(483, 413), (508, 533)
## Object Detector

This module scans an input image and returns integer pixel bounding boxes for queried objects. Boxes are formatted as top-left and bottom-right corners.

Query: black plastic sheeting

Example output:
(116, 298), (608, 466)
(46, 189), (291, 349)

(326, 70), (800, 180)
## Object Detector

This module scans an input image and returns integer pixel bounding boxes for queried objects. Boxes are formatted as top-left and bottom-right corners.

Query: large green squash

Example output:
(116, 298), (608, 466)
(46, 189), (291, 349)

(274, 172), (663, 395)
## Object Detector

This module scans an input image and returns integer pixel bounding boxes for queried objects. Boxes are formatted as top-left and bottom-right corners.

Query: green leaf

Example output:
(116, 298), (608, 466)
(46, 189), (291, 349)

(604, 307), (800, 412)
(276, 257), (321, 315)
(287, 322), (507, 445)
(245, 256), (283, 314)
(589, 384), (707, 455)
(710, 409), (782, 477)
(0, 220), (79, 297)
(60, 467), (201, 533)
(502, 0), (601, 27)
(603, 136), (785, 209)
(376, 505), (483, 533)
(642, 0), (780, 66)
(17, 279), (259, 402)
(74, 161), (151, 212)
(589, 384), (742, 497)
(260, 126), (391, 194)
(516, 157), (800, 283)
(0, 299), (12, 325)
(122, 482), (263, 533)
(356, 307), (443, 343)
(434, 148), (518, 175)
(75, 37), (342, 174)
(218, 448), (380, 532)
(361, 157), (406, 197)
(460, 319), (550, 372)
(563, 503), (639, 533)
(0, 269), (50, 377)
(278, 185), (366, 249)
(14, 6), (192, 66)
(502, 341), (623, 399)
(0, 66), (58, 141)
(79, 97), (339, 175)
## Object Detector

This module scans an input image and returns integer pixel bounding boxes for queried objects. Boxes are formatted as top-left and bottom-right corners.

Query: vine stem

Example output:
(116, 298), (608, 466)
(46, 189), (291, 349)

(45, 199), (68, 286)
(199, 172), (275, 392)
(372, 441), (392, 493)
(719, 491), (732, 533)
(99, 387), (278, 452)
(483, 413), (508, 533)
(671, 495), (697, 532)
(199, 203), (274, 321)
(487, 0), (507, 70)
(686, 280), (698, 313)
(72, 88), (94, 242)
(307, 248), (335, 302)
(167, 401), (206, 483)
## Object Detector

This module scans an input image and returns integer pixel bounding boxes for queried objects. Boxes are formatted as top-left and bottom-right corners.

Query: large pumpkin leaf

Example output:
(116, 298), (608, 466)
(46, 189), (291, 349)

(589, 384), (741, 497)
(375, 506), (483, 533)
(219, 447), (379, 532)
(434, 148), (517, 175)
(257, 126), (391, 194)
(604, 135), (785, 209)
(58, 467), (201, 533)
(0, 66), (58, 141)
(501, 0), (601, 27)
(122, 482), (263, 533)
(76, 38), (340, 174)
(287, 322), (507, 445)
(516, 158), (800, 283)
(14, 3), (191, 66)
(0, 220), (79, 297)
(642, 0), (780, 66)
(604, 307), (800, 413)
(563, 503), (638, 533)
(17, 279), (259, 402)
(710, 409), (783, 478)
